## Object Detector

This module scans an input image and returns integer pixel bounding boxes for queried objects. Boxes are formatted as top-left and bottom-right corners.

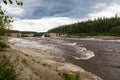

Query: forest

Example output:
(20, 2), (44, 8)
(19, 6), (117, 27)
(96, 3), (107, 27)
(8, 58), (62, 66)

(48, 15), (120, 37)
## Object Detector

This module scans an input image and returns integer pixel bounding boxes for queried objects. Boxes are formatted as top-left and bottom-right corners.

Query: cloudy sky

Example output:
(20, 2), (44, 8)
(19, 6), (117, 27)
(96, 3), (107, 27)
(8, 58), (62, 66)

(2, 0), (120, 32)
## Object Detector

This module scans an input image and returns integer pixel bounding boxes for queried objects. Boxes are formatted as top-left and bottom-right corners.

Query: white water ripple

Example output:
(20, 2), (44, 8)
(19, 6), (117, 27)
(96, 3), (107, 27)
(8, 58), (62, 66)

(9, 38), (95, 60)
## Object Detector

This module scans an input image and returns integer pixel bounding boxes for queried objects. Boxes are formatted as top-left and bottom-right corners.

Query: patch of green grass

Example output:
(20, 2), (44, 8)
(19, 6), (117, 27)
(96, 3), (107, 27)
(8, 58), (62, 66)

(0, 58), (17, 80)
(62, 72), (80, 80)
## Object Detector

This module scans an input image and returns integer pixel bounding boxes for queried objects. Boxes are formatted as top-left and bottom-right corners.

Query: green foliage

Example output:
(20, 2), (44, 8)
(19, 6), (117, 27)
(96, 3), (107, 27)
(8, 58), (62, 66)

(0, 0), (23, 37)
(3, 0), (7, 5)
(62, 73), (80, 80)
(3, 0), (23, 6)
(0, 0), (23, 50)
(0, 41), (9, 51)
(0, 58), (17, 80)
(9, 0), (13, 4)
(110, 26), (120, 35)
(48, 16), (120, 36)
(16, 1), (23, 6)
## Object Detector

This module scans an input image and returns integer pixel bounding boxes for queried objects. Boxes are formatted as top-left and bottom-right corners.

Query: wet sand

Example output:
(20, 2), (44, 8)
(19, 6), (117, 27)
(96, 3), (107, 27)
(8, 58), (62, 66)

(62, 38), (120, 80)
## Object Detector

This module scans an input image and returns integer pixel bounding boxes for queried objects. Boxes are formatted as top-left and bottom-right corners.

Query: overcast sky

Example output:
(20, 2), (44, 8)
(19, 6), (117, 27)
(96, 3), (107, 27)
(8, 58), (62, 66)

(2, 0), (120, 32)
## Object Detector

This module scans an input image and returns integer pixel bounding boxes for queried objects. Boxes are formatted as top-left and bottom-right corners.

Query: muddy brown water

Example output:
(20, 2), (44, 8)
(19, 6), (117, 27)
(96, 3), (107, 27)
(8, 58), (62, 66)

(60, 38), (120, 80)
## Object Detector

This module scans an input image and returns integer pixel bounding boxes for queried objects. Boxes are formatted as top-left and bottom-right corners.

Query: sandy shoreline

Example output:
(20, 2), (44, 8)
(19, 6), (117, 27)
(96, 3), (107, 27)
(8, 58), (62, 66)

(4, 43), (103, 80)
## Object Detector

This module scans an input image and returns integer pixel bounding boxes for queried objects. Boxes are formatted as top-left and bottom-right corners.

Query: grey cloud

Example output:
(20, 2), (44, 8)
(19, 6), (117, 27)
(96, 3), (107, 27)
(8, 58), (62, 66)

(9, 0), (120, 19)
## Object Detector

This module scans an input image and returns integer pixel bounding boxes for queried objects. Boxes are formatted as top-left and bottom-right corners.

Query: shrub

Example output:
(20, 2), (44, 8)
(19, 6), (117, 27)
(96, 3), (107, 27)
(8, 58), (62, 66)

(62, 73), (80, 80)
(0, 41), (9, 51)
(0, 59), (17, 80)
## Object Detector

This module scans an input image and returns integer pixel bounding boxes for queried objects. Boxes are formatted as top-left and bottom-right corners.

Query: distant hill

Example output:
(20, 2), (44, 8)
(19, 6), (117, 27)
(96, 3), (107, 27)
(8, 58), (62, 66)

(48, 16), (120, 37)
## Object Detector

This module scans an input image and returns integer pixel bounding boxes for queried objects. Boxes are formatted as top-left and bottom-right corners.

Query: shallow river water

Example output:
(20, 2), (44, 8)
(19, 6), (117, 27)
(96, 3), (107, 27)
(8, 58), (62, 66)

(9, 37), (120, 80)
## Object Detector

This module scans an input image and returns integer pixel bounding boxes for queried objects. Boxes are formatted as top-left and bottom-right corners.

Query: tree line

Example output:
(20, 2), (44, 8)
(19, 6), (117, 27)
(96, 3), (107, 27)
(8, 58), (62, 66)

(48, 15), (120, 36)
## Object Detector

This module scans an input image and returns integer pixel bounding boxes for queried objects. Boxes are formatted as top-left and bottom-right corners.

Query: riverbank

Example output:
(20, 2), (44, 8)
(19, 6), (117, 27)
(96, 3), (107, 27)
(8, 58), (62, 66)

(67, 35), (120, 40)
(1, 43), (103, 80)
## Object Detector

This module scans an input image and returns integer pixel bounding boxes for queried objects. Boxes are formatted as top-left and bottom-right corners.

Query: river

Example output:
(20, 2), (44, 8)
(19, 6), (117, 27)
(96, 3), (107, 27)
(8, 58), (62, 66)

(9, 37), (120, 80)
